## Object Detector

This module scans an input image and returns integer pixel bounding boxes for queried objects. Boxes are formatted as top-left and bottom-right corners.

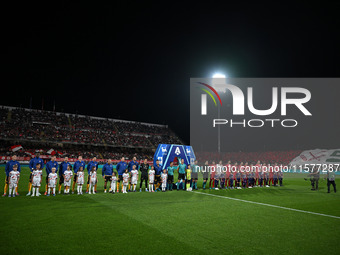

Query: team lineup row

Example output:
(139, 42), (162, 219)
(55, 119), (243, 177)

(3, 155), (286, 197)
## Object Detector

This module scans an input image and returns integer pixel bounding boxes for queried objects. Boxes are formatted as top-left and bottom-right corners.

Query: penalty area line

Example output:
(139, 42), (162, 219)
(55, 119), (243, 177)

(191, 191), (340, 220)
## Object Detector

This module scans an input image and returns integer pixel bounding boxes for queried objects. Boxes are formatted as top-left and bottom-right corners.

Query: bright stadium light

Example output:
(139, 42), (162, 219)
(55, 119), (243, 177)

(212, 73), (227, 93)
(212, 73), (226, 79)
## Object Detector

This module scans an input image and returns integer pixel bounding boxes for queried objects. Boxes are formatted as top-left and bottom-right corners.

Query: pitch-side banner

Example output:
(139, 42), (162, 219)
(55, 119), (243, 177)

(289, 149), (340, 166)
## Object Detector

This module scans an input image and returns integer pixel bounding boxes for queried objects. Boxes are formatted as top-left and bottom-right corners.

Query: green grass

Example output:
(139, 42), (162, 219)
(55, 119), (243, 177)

(0, 167), (339, 255)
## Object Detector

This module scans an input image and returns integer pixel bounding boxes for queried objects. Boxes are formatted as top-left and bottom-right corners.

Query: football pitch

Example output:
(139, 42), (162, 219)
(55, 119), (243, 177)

(0, 167), (339, 255)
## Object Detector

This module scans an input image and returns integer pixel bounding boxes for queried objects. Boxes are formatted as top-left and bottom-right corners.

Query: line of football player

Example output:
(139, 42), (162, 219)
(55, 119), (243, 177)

(3, 155), (285, 197)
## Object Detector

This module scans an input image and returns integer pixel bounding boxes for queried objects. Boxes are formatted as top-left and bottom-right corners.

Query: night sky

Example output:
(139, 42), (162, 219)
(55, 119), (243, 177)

(3, 2), (340, 146)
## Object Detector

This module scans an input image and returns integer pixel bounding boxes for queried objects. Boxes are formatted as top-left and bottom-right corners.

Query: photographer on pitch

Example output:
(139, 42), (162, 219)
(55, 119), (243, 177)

(325, 169), (336, 193)
(306, 168), (320, 191)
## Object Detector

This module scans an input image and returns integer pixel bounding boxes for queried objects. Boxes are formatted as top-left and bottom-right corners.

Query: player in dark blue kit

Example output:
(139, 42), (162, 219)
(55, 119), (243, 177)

(44, 155), (59, 195)
(154, 160), (162, 191)
(3, 154), (21, 197)
(27, 153), (44, 196)
(58, 157), (72, 194)
(86, 157), (98, 193)
(116, 157), (128, 193)
(72, 156), (86, 194)
(102, 159), (114, 193)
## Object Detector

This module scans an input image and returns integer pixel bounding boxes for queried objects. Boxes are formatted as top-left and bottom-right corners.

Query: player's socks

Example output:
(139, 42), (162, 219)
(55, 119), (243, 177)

(9, 188), (12, 196)
(72, 182), (76, 192)
(92, 186), (95, 194)
(28, 182), (32, 192)
(133, 184), (136, 191)
(86, 184), (89, 192)
(95, 184), (97, 192)
(32, 187), (35, 196)
(117, 183), (120, 192)
(4, 183), (8, 194)
(186, 183), (190, 190)
(48, 188), (50, 195)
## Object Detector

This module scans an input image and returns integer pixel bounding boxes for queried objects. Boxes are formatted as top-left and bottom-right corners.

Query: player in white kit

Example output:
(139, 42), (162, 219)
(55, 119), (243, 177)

(76, 166), (85, 195)
(130, 165), (139, 192)
(122, 169), (129, 193)
(31, 163), (43, 197)
(63, 166), (73, 194)
(8, 164), (20, 197)
(148, 165), (155, 192)
(110, 172), (117, 194)
(89, 166), (97, 194)
(161, 169), (168, 192)
(47, 167), (58, 196)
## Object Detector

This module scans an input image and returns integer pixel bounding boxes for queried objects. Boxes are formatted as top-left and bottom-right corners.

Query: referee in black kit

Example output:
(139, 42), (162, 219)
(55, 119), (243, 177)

(139, 158), (149, 192)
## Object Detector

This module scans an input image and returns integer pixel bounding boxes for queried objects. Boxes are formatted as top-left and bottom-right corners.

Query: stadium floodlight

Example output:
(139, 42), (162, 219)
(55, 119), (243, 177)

(212, 73), (227, 93)
(212, 73), (226, 79)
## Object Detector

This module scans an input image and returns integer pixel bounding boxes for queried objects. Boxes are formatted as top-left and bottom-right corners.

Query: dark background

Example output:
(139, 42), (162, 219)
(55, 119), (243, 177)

(3, 2), (340, 147)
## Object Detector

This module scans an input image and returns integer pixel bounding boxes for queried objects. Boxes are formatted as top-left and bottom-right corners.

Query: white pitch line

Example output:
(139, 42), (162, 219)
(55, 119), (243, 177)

(191, 191), (340, 220)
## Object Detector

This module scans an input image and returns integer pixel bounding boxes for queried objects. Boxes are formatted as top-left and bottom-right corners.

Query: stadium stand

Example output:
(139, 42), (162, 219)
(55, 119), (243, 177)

(0, 105), (184, 161)
(0, 106), (182, 147)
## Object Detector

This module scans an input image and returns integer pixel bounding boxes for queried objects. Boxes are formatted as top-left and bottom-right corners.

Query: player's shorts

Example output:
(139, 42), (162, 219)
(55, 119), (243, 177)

(59, 175), (64, 184)
(49, 181), (56, 188)
(162, 183), (167, 188)
(191, 172), (198, 179)
(9, 183), (17, 189)
(118, 175), (123, 182)
(77, 179), (84, 185)
(104, 175), (112, 182)
(123, 181), (129, 186)
(90, 178), (97, 185)
(168, 175), (174, 183)
(33, 178), (41, 187)
(64, 180), (71, 187)
(141, 174), (148, 181)
(149, 178), (154, 184)
(29, 172), (32, 182)
(73, 174), (78, 182)
(131, 179), (137, 185)
(178, 173), (185, 180)
(155, 175), (161, 183)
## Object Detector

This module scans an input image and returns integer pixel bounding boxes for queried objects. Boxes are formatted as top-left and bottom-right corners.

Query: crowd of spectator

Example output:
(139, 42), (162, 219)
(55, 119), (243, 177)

(0, 107), (182, 148)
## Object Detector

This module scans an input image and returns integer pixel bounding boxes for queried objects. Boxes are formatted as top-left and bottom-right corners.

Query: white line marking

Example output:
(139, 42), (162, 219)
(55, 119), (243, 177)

(192, 191), (340, 220)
